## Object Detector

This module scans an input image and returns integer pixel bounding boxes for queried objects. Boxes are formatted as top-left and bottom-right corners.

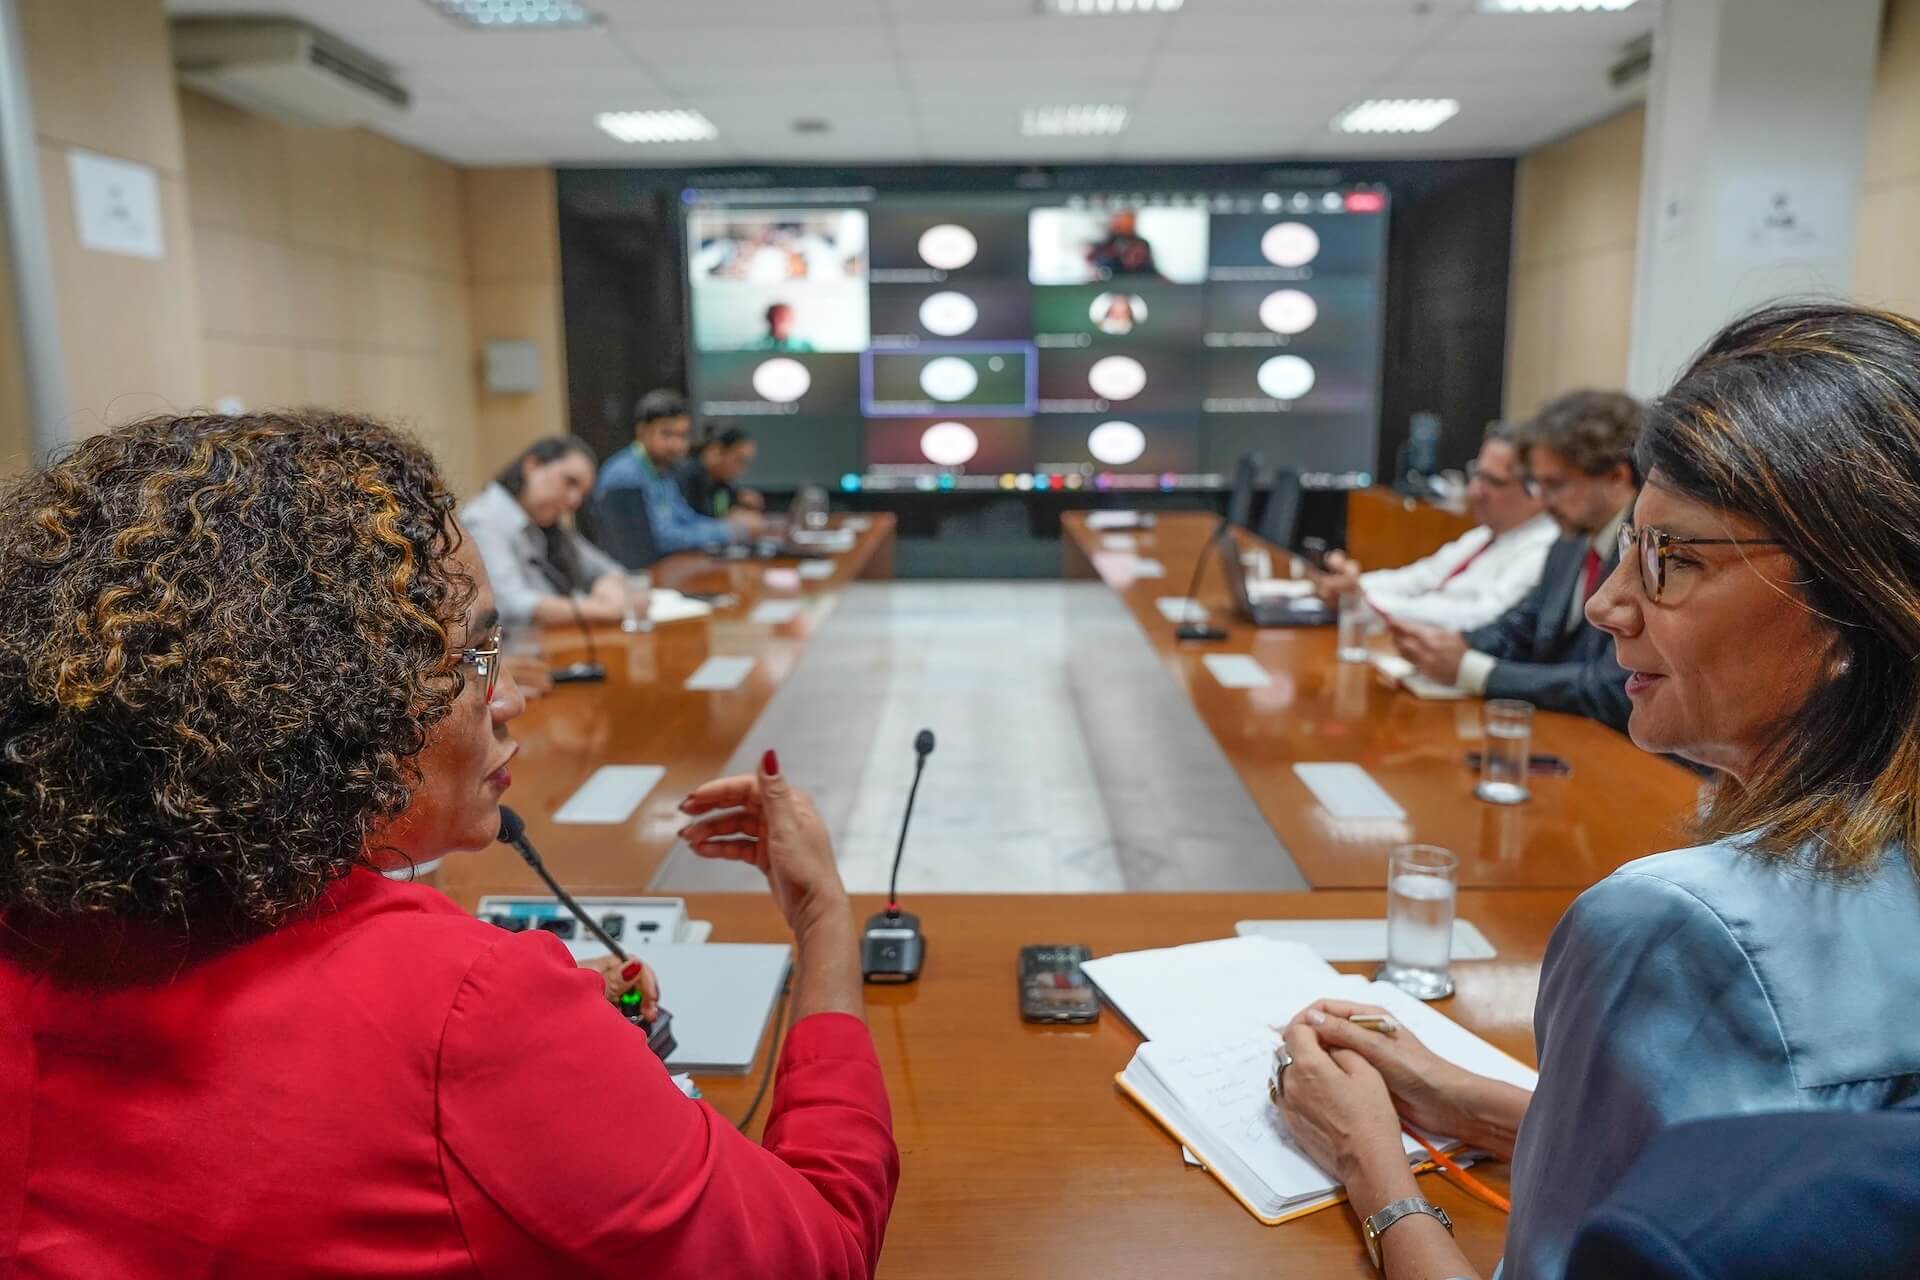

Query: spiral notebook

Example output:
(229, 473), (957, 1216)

(1089, 937), (1537, 1224)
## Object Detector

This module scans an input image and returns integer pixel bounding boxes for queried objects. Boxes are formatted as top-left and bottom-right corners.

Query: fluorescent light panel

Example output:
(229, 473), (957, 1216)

(425, 0), (597, 27)
(1477, 0), (1638, 11)
(1022, 104), (1129, 137)
(1332, 98), (1460, 134)
(1041, 0), (1184, 13)
(596, 110), (719, 144)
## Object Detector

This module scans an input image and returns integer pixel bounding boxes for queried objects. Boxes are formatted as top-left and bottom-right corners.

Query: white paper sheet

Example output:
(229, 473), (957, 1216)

(1202, 654), (1271, 689)
(685, 656), (757, 691)
(553, 765), (666, 824)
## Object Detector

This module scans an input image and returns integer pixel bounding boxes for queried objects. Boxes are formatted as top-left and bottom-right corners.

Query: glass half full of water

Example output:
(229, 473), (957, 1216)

(1376, 844), (1459, 1000)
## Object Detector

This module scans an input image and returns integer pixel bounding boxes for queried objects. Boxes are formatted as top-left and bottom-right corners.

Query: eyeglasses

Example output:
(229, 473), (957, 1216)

(1523, 474), (1570, 499)
(458, 627), (504, 701)
(1466, 460), (1519, 489)
(1618, 524), (1786, 604)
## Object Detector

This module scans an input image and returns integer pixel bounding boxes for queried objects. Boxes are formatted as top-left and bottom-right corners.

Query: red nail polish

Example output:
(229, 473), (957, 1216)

(762, 748), (780, 777)
(621, 961), (643, 981)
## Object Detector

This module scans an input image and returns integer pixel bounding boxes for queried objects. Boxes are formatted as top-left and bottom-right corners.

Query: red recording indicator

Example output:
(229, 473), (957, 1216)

(1345, 191), (1386, 214)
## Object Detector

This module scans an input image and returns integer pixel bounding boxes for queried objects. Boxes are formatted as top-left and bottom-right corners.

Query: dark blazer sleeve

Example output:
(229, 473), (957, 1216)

(1463, 539), (1567, 660)
(1480, 641), (1632, 732)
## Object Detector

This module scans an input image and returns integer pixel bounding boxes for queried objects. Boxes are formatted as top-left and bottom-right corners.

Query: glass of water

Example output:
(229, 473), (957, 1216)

(1474, 698), (1534, 805)
(620, 571), (654, 634)
(1336, 590), (1373, 663)
(1377, 844), (1458, 1000)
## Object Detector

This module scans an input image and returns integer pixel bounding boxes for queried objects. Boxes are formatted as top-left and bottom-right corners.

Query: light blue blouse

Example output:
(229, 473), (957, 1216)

(1499, 840), (1920, 1279)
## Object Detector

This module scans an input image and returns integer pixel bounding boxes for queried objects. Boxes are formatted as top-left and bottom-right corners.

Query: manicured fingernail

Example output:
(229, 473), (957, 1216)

(762, 748), (780, 777)
(677, 798), (693, 812)
(621, 961), (643, 981)
(1308, 1011), (1325, 1025)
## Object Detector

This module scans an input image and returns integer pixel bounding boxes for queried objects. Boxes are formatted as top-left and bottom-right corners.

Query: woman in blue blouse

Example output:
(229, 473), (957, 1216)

(1273, 302), (1920, 1279)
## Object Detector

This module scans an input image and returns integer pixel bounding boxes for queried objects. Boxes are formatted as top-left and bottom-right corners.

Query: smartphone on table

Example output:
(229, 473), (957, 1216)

(1018, 945), (1100, 1024)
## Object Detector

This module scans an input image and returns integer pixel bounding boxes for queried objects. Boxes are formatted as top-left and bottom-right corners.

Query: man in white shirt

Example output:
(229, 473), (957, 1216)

(1312, 420), (1555, 630)
(1387, 390), (1645, 732)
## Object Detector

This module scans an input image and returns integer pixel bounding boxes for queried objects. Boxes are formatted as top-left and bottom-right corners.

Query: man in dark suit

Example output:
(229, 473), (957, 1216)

(1388, 390), (1643, 732)
(1567, 1104), (1920, 1279)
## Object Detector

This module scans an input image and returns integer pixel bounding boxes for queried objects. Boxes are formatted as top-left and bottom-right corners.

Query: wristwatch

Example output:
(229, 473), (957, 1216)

(1362, 1196), (1454, 1270)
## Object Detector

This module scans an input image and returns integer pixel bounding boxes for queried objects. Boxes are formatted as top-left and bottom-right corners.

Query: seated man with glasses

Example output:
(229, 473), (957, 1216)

(1386, 389), (1643, 732)
(1312, 420), (1557, 629)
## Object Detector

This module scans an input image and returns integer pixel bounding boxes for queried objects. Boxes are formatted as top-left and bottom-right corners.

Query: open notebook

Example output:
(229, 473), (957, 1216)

(1085, 936), (1537, 1224)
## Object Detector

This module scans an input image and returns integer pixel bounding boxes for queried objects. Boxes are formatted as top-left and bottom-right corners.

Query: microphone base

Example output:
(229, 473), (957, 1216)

(861, 909), (925, 983)
(550, 661), (607, 684)
(1174, 621), (1229, 642)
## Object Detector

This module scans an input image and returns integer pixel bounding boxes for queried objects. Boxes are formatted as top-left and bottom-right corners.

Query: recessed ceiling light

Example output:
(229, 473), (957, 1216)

(596, 110), (718, 144)
(425, 0), (598, 28)
(1476, 0), (1638, 11)
(1040, 0), (1183, 14)
(1022, 104), (1129, 137)
(1332, 99), (1460, 134)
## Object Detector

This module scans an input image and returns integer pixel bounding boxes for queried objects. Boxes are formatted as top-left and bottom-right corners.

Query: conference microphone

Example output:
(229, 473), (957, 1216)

(496, 805), (675, 1058)
(1173, 516), (1230, 643)
(551, 595), (607, 684)
(862, 728), (934, 983)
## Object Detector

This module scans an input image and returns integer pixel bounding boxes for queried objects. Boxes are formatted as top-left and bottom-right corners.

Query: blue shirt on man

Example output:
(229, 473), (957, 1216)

(595, 444), (733, 556)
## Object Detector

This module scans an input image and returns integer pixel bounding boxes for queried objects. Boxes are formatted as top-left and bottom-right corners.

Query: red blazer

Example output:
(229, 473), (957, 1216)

(0, 870), (898, 1278)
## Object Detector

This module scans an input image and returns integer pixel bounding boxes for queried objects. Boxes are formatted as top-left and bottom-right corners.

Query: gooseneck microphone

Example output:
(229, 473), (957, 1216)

(496, 805), (674, 1057)
(551, 596), (607, 684)
(1174, 516), (1230, 643)
(863, 729), (934, 983)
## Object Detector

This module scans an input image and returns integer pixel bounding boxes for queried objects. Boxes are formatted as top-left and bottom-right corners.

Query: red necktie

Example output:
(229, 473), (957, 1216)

(1581, 547), (1603, 601)
(1438, 536), (1493, 587)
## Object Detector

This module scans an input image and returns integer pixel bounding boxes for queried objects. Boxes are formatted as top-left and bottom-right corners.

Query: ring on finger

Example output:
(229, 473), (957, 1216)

(1269, 1050), (1294, 1105)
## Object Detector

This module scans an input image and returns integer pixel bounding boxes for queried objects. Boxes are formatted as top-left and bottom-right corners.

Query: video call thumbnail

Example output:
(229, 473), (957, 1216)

(1202, 278), (1379, 348)
(1208, 212), (1387, 279)
(867, 208), (1031, 277)
(1204, 349), (1375, 415)
(694, 352), (861, 416)
(1031, 414), (1200, 476)
(869, 280), (1033, 344)
(866, 417), (1032, 473)
(1031, 281), (1204, 345)
(865, 346), (1034, 417)
(1203, 412), (1374, 477)
(689, 209), (870, 352)
(1037, 346), (1195, 415)
(1028, 208), (1210, 285)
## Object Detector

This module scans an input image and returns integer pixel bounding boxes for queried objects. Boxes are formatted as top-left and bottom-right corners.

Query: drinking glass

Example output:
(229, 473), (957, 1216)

(1474, 698), (1533, 805)
(1376, 844), (1458, 1000)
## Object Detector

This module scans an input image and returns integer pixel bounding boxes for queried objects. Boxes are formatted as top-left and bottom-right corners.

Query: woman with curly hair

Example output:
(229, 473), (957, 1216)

(0, 411), (898, 1278)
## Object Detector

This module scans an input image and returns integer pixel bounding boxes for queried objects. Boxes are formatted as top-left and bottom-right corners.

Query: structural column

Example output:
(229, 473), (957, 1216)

(1627, 0), (1885, 396)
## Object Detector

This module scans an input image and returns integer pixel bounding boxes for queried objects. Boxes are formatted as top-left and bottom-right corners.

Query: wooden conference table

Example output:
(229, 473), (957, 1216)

(1061, 511), (1701, 890)
(433, 506), (1700, 1278)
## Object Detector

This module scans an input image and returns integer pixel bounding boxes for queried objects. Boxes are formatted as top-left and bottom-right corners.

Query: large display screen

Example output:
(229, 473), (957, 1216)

(684, 187), (1388, 493)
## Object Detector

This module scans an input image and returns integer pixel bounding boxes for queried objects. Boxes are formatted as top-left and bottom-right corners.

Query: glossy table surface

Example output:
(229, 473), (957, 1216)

(1060, 511), (1701, 889)
(440, 516), (897, 906)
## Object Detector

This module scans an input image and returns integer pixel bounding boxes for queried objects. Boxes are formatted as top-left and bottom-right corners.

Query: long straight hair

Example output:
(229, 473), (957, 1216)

(494, 436), (597, 594)
(1641, 303), (1920, 878)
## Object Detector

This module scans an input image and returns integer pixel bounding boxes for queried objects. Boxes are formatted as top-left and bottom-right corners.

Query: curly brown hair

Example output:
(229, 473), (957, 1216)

(0, 411), (473, 928)
(1524, 389), (1645, 483)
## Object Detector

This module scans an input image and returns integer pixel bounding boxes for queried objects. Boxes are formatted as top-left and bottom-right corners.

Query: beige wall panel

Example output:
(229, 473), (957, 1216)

(282, 124), (370, 255)
(282, 246), (363, 347)
(465, 167), (560, 282)
(1504, 266), (1562, 421)
(179, 92), (287, 238)
(361, 134), (464, 278)
(1852, 181), (1920, 314)
(195, 228), (296, 345)
(20, 0), (185, 172)
(40, 148), (203, 429)
(1864, 0), (1920, 186)
(297, 349), (372, 410)
(1558, 108), (1644, 259)
(1556, 248), (1639, 392)
(0, 197), (26, 472)
(203, 338), (301, 412)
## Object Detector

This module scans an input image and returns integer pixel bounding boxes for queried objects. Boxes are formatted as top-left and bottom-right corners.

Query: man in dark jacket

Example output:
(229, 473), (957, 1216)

(1388, 389), (1643, 733)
